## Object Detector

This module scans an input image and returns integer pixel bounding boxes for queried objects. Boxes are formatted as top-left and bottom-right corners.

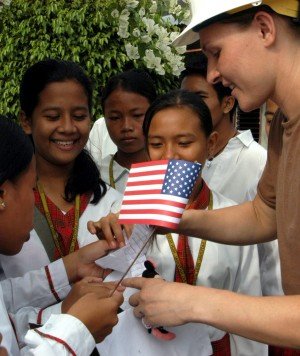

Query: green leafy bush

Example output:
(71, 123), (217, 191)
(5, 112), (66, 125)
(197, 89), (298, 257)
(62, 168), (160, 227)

(0, 0), (189, 120)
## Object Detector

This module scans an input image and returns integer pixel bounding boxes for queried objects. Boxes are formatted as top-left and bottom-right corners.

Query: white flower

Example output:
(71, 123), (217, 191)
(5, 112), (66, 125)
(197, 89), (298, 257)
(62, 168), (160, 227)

(172, 64), (184, 76)
(119, 17), (129, 26)
(169, 0), (177, 10)
(132, 28), (141, 37)
(111, 9), (119, 18)
(120, 9), (130, 17)
(125, 0), (139, 9)
(138, 7), (145, 17)
(118, 25), (129, 38)
(175, 46), (186, 55)
(155, 26), (169, 41)
(141, 35), (151, 43)
(125, 43), (140, 60)
(142, 17), (157, 35)
(169, 31), (180, 43)
(144, 49), (161, 69)
(155, 64), (165, 76)
(155, 40), (170, 53)
(183, 9), (191, 20)
(119, 9), (130, 24)
(149, 2), (157, 13)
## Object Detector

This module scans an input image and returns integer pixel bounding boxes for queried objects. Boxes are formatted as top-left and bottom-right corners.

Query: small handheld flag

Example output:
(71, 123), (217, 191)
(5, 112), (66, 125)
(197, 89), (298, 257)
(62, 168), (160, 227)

(118, 159), (202, 229)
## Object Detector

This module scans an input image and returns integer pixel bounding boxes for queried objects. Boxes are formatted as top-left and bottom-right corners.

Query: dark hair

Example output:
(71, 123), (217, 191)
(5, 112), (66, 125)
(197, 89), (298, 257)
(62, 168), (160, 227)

(20, 59), (93, 116)
(101, 69), (157, 111)
(19, 59), (106, 204)
(222, 5), (300, 35)
(0, 116), (34, 186)
(180, 51), (237, 122)
(143, 89), (213, 139)
(195, 5), (300, 35)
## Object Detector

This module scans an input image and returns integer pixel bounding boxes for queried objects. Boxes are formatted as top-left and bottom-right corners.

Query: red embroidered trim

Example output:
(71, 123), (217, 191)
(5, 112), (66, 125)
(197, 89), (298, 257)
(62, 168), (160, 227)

(45, 266), (60, 303)
(37, 308), (44, 325)
(211, 333), (231, 355)
(34, 329), (76, 356)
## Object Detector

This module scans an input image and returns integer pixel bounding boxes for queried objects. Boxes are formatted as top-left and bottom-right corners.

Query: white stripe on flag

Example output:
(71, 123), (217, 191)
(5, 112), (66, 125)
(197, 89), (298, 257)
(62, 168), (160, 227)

(125, 184), (163, 192)
(118, 213), (180, 224)
(130, 164), (167, 174)
(127, 174), (165, 182)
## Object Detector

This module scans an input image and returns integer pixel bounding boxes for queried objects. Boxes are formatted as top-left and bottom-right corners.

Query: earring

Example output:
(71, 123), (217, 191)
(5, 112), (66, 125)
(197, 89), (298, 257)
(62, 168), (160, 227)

(206, 156), (213, 168)
(0, 201), (6, 208)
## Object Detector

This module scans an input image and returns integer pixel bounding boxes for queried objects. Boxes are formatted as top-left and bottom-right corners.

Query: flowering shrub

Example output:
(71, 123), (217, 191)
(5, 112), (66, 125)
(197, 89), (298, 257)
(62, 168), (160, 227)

(112, 0), (189, 76)
(0, 0), (190, 119)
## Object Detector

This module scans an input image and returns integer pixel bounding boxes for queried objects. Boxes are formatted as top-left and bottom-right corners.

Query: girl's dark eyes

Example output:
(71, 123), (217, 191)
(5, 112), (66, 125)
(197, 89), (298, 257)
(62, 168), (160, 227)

(107, 116), (120, 121)
(148, 142), (162, 148)
(73, 115), (88, 121)
(45, 115), (60, 120)
(133, 113), (144, 119)
(179, 141), (192, 146)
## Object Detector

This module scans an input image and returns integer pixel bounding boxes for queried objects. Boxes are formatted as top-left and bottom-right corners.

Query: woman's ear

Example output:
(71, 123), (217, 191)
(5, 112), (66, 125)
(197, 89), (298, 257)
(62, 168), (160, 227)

(19, 111), (32, 135)
(222, 96), (235, 115)
(253, 11), (276, 47)
(207, 131), (218, 159)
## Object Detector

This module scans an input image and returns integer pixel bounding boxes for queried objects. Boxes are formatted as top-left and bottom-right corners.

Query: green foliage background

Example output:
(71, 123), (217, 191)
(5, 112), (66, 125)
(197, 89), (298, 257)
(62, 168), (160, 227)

(0, 0), (185, 120)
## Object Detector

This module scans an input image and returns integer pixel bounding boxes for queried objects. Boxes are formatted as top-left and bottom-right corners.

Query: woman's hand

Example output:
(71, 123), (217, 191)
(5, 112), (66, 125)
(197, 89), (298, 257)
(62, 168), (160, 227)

(122, 277), (195, 327)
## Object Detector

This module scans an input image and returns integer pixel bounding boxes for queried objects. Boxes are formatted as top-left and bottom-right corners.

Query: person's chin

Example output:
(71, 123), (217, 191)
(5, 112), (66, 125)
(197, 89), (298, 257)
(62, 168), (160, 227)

(236, 97), (261, 113)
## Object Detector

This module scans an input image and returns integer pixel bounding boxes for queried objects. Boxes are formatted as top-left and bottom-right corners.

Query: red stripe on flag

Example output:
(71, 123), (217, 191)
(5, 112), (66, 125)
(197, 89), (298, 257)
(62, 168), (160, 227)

(130, 160), (168, 168)
(118, 209), (182, 218)
(118, 218), (179, 230)
(126, 179), (163, 186)
(121, 199), (186, 208)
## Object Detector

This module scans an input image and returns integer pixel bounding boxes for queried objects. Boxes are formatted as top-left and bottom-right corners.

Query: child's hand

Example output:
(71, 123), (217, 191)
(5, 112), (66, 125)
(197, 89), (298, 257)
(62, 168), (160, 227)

(62, 240), (113, 283)
(67, 289), (124, 343)
(62, 277), (115, 313)
(0, 334), (8, 356)
(87, 213), (134, 249)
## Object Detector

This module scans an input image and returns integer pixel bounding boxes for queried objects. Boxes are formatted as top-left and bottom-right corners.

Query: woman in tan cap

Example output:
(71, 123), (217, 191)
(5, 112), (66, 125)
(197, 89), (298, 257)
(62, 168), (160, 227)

(117, 0), (300, 350)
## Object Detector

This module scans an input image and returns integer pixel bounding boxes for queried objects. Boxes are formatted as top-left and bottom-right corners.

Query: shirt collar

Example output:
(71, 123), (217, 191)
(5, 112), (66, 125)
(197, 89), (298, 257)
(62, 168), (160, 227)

(231, 130), (254, 148)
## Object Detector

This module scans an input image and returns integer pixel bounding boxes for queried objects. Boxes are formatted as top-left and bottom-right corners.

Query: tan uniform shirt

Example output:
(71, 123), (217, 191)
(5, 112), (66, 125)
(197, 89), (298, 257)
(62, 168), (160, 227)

(258, 111), (300, 294)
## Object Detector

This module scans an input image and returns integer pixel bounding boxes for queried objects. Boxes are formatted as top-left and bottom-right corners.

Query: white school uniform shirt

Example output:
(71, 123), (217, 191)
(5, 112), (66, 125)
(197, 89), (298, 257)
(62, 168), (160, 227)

(0, 259), (95, 355)
(86, 118), (117, 169)
(146, 190), (267, 356)
(0, 186), (122, 278)
(202, 130), (283, 297)
(100, 154), (129, 194)
(202, 130), (267, 204)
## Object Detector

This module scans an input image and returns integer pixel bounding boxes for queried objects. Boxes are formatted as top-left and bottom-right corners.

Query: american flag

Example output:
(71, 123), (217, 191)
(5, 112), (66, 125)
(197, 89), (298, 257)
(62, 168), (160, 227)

(118, 159), (202, 229)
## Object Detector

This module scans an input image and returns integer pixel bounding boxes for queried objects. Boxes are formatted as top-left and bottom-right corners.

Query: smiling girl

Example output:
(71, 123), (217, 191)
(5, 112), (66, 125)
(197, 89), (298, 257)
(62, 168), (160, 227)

(0, 59), (122, 277)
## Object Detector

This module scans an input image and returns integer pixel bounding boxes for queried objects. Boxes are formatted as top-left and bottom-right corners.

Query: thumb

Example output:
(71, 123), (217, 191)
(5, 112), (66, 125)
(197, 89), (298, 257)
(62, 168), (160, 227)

(87, 221), (96, 234)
